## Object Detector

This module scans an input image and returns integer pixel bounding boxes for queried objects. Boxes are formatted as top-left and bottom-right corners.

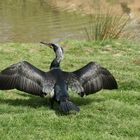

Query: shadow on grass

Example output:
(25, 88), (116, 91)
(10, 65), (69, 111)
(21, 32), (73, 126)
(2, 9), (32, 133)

(0, 97), (48, 108)
(71, 96), (104, 106)
(0, 96), (99, 107)
(0, 93), (105, 115)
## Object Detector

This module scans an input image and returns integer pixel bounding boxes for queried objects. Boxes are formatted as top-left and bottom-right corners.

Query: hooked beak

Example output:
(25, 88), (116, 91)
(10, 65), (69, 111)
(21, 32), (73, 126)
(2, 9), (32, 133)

(40, 42), (53, 48)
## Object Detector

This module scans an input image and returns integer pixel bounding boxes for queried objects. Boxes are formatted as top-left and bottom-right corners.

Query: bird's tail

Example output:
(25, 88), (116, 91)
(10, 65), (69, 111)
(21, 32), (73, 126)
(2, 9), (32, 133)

(59, 100), (80, 113)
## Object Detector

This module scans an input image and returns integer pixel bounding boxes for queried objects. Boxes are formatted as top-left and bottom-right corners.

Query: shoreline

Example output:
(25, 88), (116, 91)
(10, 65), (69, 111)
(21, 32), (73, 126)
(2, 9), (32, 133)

(48, 0), (140, 21)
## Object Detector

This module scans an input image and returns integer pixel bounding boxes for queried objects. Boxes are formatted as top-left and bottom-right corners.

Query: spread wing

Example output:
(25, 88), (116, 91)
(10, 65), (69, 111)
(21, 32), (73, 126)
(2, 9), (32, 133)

(62, 71), (84, 95)
(73, 62), (118, 95)
(0, 61), (55, 97)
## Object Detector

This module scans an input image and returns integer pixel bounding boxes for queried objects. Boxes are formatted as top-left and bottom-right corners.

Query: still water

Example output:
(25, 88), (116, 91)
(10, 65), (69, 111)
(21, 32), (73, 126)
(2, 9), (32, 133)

(0, 0), (90, 43)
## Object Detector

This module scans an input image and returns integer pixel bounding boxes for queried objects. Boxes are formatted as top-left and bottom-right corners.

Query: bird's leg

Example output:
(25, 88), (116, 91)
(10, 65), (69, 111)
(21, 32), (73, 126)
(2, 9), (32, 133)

(78, 92), (84, 97)
(49, 98), (54, 109)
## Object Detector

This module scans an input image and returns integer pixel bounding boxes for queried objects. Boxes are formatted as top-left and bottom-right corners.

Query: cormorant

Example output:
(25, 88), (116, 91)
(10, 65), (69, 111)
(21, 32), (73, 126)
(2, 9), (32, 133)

(0, 42), (118, 113)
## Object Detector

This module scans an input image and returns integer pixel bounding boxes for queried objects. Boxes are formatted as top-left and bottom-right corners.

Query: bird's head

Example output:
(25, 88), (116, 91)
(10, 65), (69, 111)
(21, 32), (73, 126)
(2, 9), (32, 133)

(40, 42), (64, 69)
(40, 42), (64, 57)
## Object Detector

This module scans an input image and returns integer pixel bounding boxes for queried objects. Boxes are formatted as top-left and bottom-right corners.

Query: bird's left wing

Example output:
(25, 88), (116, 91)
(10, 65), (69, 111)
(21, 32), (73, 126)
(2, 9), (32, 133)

(0, 61), (47, 96)
(62, 71), (84, 96)
(72, 61), (118, 96)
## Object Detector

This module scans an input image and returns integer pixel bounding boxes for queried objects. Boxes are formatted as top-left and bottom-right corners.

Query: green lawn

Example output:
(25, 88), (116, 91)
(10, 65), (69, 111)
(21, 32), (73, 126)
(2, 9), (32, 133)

(0, 40), (140, 140)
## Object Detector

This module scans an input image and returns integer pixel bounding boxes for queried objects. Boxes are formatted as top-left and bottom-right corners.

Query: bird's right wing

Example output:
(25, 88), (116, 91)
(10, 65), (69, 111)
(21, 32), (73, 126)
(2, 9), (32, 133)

(0, 61), (54, 97)
(73, 62), (118, 95)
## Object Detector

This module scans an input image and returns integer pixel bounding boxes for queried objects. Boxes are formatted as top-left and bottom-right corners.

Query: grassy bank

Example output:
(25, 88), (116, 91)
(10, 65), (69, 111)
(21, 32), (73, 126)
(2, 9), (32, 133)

(0, 40), (140, 140)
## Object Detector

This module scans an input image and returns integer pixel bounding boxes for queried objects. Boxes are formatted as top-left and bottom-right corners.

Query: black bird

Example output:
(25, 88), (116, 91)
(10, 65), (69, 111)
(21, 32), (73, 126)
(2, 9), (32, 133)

(0, 42), (118, 113)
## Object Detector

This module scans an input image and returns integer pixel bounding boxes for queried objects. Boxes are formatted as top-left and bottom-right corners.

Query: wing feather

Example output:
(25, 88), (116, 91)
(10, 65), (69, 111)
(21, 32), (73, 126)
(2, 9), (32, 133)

(73, 62), (118, 95)
(61, 71), (84, 96)
(0, 61), (47, 96)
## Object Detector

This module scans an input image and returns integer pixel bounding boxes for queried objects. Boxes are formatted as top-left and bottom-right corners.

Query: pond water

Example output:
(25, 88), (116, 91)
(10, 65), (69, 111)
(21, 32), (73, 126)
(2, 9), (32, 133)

(0, 0), (90, 43)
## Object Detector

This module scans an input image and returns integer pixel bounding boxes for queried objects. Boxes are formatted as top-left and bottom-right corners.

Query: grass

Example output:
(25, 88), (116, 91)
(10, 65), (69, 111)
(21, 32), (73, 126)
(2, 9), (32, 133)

(84, 11), (129, 41)
(0, 40), (140, 140)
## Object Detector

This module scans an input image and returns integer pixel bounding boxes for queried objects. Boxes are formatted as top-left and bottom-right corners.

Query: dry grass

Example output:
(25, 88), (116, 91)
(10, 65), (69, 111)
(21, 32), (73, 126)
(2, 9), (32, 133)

(84, 10), (129, 41)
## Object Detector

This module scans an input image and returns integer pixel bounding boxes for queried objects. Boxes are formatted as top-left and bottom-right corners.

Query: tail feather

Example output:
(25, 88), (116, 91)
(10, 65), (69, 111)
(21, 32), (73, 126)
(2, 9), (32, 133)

(59, 100), (80, 113)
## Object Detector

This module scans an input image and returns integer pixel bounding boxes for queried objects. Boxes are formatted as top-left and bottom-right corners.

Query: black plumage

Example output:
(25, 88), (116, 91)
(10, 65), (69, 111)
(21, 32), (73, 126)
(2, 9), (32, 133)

(0, 42), (118, 113)
(73, 62), (118, 95)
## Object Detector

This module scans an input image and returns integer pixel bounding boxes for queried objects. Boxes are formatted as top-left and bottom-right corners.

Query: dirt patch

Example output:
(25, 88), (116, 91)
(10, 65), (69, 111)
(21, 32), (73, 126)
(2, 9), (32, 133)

(48, 0), (122, 14)
(48, 0), (140, 20)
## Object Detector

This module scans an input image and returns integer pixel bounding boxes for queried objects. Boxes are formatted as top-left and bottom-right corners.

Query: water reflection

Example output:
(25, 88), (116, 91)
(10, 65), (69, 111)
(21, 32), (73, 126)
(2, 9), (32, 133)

(0, 0), (89, 43)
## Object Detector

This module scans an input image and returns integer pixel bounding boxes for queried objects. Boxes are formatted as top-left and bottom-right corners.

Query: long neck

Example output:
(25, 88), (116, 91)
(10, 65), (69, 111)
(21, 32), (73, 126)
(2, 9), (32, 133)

(50, 53), (63, 69)
(50, 45), (64, 69)
(50, 57), (61, 69)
